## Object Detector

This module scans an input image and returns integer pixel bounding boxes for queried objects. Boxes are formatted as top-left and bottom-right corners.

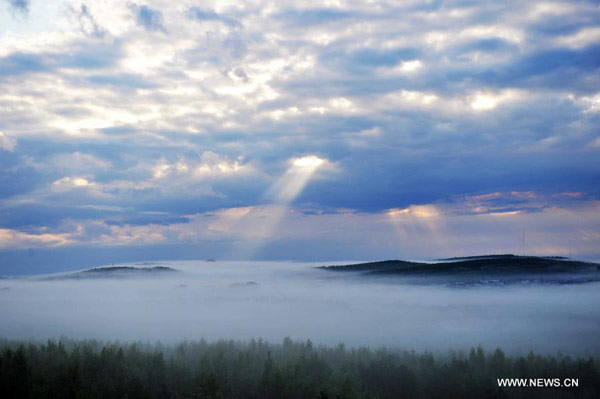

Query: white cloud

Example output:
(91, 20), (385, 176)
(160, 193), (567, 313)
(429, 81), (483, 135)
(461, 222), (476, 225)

(48, 152), (111, 172)
(152, 151), (253, 180)
(557, 27), (600, 49)
(385, 90), (439, 108)
(579, 93), (600, 114)
(528, 2), (577, 19)
(0, 228), (71, 249)
(388, 205), (441, 219)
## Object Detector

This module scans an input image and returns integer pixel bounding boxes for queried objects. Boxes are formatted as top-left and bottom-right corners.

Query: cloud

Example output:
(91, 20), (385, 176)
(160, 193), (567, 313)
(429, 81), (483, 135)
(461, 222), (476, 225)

(0, 228), (70, 250)
(104, 215), (189, 227)
(0, 52), (47, 76)
(388, 205), (441, 219)
(0, 131), (16, 151)
(2, 198), (599, 262)
(151, 151), (255, 181)
(0, 0), (599, 261)
(48, 152), (111, 172)
(0, 40), (123, 77)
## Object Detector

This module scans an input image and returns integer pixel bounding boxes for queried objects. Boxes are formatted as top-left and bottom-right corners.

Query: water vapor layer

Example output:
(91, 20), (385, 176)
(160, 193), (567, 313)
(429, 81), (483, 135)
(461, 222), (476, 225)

(0, 261), (599, 355)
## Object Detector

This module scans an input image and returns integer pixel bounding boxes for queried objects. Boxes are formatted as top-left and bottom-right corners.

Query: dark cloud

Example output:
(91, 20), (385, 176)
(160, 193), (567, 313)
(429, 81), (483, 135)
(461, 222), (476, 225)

(528, 11), (600, 36)
(0, 166), (41, 199)
(0, 40), (123, 76)
(0, 52), (47, 75)
(506, 45), (600, 88)
(0, 205), (83, 230)
(62, 40), (124, 69)
(104, 215), (190, 227)
(433, 45), (600, 95)
(454, 38), (517, 54)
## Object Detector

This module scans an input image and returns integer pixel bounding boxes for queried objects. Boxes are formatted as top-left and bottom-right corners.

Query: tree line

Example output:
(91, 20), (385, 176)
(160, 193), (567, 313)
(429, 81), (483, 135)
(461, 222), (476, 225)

(0, 337), (598, 398)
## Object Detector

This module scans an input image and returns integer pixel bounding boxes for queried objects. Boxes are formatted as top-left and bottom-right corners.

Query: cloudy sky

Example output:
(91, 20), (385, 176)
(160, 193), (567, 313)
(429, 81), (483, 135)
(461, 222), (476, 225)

(1, 0), (599, 272)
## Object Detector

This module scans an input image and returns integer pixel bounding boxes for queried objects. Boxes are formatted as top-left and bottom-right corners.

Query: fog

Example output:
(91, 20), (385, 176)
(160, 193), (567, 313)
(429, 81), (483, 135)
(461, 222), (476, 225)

(1, 260), (599, 355)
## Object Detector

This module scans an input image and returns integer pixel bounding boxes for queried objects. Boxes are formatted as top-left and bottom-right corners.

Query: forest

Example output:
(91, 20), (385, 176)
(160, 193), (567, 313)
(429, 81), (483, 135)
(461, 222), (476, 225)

(1, 338), (598, 399)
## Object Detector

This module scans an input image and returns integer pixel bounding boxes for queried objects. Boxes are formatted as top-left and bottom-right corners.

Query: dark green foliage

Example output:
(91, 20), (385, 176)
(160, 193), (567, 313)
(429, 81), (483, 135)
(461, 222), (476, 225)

(0, 338), (598, 399)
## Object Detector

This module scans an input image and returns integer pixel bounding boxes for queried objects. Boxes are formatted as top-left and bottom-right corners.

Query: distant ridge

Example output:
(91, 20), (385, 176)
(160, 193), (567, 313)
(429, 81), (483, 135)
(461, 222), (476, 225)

(38, 265), (177, 280)
(81, 266), (175, 274)
(320, 255), (600, 278)
(437, 254), (569, 261)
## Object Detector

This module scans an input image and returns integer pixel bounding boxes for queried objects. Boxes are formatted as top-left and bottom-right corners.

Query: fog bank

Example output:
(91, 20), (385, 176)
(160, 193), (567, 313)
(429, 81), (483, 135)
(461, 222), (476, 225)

(1, 261), (599, 355)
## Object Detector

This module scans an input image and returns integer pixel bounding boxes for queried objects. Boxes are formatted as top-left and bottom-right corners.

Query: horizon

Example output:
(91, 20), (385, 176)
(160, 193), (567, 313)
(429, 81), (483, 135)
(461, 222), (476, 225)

(1, 1), (600, 274)
(3, 251), (600, 277)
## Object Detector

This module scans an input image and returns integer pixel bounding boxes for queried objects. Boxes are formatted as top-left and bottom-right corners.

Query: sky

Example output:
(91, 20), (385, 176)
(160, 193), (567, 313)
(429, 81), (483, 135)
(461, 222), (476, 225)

(1, 0), (599, 273)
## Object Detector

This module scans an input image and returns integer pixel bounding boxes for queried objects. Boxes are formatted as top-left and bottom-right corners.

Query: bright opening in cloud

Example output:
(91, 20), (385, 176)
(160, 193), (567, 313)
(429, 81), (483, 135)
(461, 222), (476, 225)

(398, 60), (423, 73)
(293, 155), (325, 169)
(469, 90), (522, 112)
(52, 176), (94, 190)
(388, 205), (441, 219)
(273, 156), (326, 204)
(470, 94), (499, 111)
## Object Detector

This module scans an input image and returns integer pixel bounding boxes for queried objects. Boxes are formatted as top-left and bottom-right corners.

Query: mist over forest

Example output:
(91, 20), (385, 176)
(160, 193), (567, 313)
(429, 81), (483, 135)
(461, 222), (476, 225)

(2, 260), (599, 356)
(3, 337), (599, 399)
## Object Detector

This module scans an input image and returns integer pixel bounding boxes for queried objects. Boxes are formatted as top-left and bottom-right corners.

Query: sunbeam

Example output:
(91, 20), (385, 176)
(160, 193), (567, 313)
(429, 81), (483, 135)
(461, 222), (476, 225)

(223, 155), (327, 258)
(387, 205), (447, 258)
(268, 155), (325, 204)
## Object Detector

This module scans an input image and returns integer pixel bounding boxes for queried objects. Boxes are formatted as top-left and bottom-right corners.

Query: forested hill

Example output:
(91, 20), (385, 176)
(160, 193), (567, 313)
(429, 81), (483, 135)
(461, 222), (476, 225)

(320, 255), (600, 275)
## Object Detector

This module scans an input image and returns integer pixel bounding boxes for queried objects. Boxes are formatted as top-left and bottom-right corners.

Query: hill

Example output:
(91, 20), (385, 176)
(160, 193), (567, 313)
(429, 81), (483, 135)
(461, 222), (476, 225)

(38, 265), (177, 280)
(320, 255), (600, 286)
